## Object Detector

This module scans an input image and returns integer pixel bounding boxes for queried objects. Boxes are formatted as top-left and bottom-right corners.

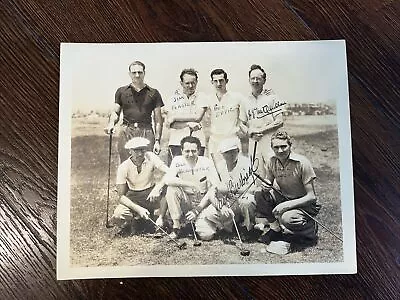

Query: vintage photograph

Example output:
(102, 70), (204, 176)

(57, 41), (356, 279)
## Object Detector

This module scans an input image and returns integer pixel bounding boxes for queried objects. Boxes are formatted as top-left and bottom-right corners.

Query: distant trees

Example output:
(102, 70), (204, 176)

(283, 103), (335, 116)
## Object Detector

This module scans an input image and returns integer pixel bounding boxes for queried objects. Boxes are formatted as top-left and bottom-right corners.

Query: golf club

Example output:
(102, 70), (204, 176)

(231, 211), (250, 256)
(147, 217), (187, 249)
(191, 222), (202, 246)
(105, 133), (113, 228)
(252, 141), (258, 165)
(253, 172), (343, 242)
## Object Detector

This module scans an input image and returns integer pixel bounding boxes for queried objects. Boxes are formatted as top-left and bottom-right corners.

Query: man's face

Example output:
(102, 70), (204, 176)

(129, 147), (147, 163)
(211, 74), (228, 93)
(181, 74), (197, 96)
(271, 139), (291, 160)
(182, 142), (199, 162)
(249, 69), (266, 92)
(129, 64), (145, 85)
(222, 148), (239, 165)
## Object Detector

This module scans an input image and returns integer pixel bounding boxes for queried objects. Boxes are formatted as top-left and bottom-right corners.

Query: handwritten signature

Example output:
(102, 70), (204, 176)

(248, 100), (287, 120)
(227, 156), (259, 193)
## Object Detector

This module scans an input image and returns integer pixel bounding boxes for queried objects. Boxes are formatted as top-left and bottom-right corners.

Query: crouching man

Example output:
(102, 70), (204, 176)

(255, 131), (320, 254)
(109, 137), (169, 236)
(191, 137), (257, 241)
(158, 136), (218, 239)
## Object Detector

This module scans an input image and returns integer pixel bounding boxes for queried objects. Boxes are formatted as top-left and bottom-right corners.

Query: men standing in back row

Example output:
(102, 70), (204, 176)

(164, 68), (208, 163)
(105, 61), (164, 162)
(207, 69), (247, 159)
(240, 64), (285, 180)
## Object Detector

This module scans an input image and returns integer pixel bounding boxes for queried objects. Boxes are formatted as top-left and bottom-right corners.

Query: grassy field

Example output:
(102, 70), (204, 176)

(70, 115), (343, 266)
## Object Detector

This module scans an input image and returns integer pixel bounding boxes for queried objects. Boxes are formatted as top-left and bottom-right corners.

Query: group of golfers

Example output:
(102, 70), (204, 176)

(105, 61), (320, 255)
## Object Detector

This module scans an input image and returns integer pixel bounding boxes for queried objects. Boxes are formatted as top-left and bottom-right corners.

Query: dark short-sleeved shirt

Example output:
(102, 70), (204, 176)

(115, 84), (164, 124)
(266, 152), (316, 200)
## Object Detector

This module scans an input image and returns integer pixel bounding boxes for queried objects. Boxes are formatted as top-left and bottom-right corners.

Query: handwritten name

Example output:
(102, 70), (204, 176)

(247, 100), (287, 120)
(227, 156), (259, 194)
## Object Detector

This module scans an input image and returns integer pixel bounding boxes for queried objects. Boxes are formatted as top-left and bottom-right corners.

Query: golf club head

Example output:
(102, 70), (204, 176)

(240, 249), (250, 256)
(178, 242), (187, 250)
(193, 241), (202, 247)
(105, 221), (114, 229)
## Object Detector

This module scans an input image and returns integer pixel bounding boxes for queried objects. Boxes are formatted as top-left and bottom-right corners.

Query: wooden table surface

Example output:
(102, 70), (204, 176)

(1, 1), (399, 299)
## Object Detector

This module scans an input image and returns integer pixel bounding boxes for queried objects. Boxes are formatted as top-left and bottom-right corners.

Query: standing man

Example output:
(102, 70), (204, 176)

(109, 137), (169, 236)
(164, 68), (208, 163)
(255, 131), (320, 254)
(158, 136), (218, 239)
(240, 64), (285, 180)
(194, 137), (257, 241)
(206, 69), (247, 159)
(105, 61), (164, 162)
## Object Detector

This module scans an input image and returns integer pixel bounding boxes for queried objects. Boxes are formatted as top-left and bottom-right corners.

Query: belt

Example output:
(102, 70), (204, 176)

(123, 120), (152, 129)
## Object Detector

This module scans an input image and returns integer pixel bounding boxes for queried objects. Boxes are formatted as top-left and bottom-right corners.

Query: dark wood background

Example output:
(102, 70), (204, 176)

(1, 0), (399, 299)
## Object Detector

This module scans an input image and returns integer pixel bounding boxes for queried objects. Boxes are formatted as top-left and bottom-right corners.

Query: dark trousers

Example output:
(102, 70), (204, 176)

(255, 190), (319, 242)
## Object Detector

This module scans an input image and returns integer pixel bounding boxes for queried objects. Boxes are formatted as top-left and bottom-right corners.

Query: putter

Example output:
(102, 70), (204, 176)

(105, 133), (113, 228)
(191, 222), (202, 247)
(231, 214), (250, 256)
(253, 172), (343, 242)
(147, 218), (187, 250)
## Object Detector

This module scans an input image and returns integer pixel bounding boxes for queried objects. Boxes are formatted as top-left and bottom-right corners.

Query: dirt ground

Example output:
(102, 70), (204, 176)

(70, 115), (343, 266)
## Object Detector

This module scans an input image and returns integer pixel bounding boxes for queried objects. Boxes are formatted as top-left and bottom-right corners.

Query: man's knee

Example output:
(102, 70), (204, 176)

(280, 210), (306, 229)
(111, 204), (134, 226)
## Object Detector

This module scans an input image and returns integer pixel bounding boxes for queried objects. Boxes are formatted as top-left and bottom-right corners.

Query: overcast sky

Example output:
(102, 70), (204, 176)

(60, 41), (348, 113)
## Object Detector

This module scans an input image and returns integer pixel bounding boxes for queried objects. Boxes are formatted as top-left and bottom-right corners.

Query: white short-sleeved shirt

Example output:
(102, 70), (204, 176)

(164, 89), (208, 146)
(116, 152), (168, 191)
(167, 155), (218, 194)
(216, 154), (256, 195)
(205, 91), (243, 138)
(266, 152), (316, 200)
(239, 89), (285, 132)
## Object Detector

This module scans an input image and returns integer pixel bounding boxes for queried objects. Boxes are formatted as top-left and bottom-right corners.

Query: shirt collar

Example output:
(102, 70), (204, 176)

(272, 152), (302, 163)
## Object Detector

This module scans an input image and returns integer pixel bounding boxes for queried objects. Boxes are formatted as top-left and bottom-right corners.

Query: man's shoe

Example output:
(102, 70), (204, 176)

(258, 229), (283, 244)
(168, 228), (181, 240)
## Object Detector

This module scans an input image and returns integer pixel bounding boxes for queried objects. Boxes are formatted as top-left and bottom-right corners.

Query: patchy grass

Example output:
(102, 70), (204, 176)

(70, 116), (343, 267)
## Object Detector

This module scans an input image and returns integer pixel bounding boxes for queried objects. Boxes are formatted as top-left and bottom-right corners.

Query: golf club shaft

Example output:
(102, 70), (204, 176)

(231, 216), (244, 245)
(106, 133), (113, 227)
(147, 217), (182, 247)
(253, 172), (343, 243)
(252, 141), (258, 165)
(191, 222), (199, 242)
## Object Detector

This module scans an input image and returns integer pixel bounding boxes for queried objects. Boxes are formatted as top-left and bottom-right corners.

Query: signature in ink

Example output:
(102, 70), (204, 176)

(248, 100), (287, 120)
(227, 156), (259, 193)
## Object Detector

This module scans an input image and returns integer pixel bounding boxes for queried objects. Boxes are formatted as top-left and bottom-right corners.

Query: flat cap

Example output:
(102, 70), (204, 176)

(124, 137), (150, 149)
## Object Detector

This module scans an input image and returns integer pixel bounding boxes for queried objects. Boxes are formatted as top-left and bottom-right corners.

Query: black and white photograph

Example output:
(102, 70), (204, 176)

(57, 41), (356, 279)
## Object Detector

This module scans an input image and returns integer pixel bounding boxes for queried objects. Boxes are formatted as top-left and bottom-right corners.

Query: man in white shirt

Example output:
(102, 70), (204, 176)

(159, 136), (218, 239)
(194, 137), (257, 241)
(206, 69), (247, 159)
(163, 68), (208, 164)
(240, 64), (285, 180)
(109, 137), (169, 236)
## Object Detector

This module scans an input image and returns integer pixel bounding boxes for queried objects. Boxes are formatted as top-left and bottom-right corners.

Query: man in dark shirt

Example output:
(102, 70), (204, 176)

(105, 61), (164, 162)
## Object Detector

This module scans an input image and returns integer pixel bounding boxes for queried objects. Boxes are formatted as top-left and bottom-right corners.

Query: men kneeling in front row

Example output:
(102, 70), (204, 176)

(156, 136), (255, 240)
(110, 132), (320, 254)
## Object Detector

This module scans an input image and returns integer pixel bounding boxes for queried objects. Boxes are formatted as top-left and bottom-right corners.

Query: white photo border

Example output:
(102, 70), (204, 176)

(57, 40), (356, 280)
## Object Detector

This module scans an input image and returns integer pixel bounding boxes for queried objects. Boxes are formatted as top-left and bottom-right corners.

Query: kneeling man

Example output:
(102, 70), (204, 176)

(109, 137), (169, 236)
(255, 131), (320, 253)
(194, 137), (257, 241)
(159, 136), (218, 239)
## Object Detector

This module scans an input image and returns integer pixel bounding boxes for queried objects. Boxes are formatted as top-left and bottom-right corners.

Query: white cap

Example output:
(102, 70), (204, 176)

(218, 137), (240, 153)
(124, 137), (150, 149)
